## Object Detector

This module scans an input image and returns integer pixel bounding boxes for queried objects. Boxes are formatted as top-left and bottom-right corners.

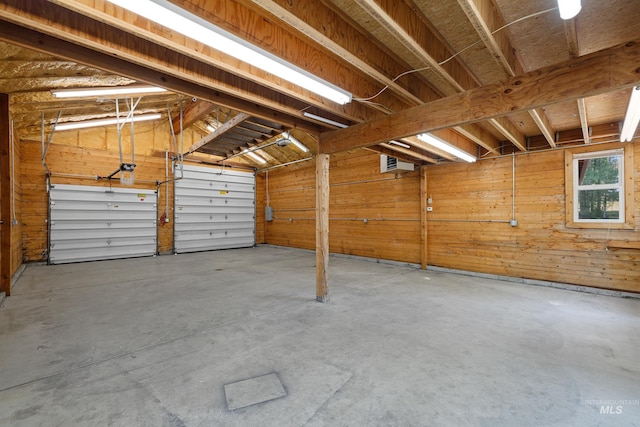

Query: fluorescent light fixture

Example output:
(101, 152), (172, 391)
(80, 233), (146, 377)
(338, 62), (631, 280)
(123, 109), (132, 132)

(557, 0), (581, 20)
(389, 140), (411, 149)
(106, 0), (351, 105)
(244, 150), (267, 164)
(621, 86), (640, 142)
(55, 113), (162, 131)
(302, 112), (349, 128)
(417, 133), (476, 163)
(279, 132), (309, 153)
(51, 86), (167, 98)
(206, 124), (217, 133)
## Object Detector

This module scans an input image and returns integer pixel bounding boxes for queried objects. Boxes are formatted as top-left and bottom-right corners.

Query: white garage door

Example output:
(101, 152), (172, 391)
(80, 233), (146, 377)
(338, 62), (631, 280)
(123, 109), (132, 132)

(174, 165), (255, 253)
(49, 184), (158, 264)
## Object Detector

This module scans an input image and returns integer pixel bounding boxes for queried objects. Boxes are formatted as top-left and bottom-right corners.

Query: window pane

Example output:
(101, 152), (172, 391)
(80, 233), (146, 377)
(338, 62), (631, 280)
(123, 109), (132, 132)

(578, 156), (620, 185)
(578, 189), (620, 219)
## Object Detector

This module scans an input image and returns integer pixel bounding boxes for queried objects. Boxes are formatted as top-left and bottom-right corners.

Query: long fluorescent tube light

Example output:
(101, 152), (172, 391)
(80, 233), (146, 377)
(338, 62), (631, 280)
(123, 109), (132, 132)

(245, 150), (267, 164)
(281, 132), (309, 153)
(557, 0), (581, 20)
(389, 140), (411, 149)
(55, 113), (162, 131)
(106, 0), (351, 105)
(302, 112), (349, 128)
(51, 86), (167, 98)
(417, 133), (476, 163)
(621, 86), (640, 142)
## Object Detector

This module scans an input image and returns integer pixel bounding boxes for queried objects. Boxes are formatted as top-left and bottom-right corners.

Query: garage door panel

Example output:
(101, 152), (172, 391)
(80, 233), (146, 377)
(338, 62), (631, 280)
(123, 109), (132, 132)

(51, 228), (157, 240)
(174, 165), (255, 253)
(49, 184), (158, 264)
(175, 181), (254, 194)
(174, 215), (255, 225)
(176, 168), (254, 184)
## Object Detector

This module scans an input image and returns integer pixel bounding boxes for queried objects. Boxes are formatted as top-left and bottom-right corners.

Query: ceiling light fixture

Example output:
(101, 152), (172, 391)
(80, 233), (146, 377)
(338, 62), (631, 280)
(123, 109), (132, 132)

(557, 0), (581, 20)
(277, 132), (309, 153)
(302, 112), (349, 128)
(51, 86), (167, 98)
(106, 0), (352, 105)
(206, 124), (217, 133)
(389, 140), (411, 149)
(621, 86), (640, 142)
(417, 133), (476, 163)
(55, 113), (162, 131)
(244, 150), (267, 164)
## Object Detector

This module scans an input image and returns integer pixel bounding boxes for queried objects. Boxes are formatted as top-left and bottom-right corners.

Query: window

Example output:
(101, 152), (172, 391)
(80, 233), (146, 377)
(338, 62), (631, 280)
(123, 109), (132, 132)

(565, 144), (634, 229)
(574, 150), (623, 222)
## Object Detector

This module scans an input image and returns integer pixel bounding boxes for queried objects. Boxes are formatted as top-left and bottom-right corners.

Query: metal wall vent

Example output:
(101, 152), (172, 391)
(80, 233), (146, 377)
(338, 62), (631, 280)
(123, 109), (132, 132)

(380, 155), (414, 173)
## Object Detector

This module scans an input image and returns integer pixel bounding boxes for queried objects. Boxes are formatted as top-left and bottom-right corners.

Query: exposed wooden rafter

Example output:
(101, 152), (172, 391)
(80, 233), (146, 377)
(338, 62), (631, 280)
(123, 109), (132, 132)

(577, 98), (591, 144)
(320, 39), (640, 154)
(458, 0), (556, 150)
(185, 112), (251, 155)
(171, 100), (215, 135)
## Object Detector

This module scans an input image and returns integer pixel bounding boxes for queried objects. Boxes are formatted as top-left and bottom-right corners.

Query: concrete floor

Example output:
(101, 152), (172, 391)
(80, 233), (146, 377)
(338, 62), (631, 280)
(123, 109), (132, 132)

(0, 246), (639, 427)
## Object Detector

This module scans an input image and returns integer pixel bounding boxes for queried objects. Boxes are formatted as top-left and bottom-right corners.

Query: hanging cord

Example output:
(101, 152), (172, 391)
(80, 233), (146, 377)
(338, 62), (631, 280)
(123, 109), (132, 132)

(353, 7), (557, 103)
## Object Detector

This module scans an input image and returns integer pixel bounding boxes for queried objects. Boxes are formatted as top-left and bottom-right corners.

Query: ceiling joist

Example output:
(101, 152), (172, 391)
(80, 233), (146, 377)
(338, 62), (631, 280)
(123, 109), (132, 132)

(320, 38), (640, 154)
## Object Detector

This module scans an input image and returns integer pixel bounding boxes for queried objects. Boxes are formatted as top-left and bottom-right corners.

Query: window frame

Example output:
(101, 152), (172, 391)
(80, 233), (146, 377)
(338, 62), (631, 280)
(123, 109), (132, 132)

(565, 143), (634, 230)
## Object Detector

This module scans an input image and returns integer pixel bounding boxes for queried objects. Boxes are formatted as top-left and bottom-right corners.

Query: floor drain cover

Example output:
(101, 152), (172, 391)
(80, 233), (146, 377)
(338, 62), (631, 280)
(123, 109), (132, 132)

(224, 373), (287, 411)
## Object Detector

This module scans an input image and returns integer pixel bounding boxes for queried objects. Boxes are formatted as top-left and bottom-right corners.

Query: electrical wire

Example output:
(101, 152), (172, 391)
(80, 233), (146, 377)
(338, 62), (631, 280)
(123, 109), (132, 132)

(353, 7), (557, 103)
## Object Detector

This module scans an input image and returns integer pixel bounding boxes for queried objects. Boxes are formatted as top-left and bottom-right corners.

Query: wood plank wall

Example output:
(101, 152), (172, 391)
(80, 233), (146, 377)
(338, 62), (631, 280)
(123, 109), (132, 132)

(258, 143), (640, 293)
(426, 143), (639, 291)
(261, 150), (422, 263)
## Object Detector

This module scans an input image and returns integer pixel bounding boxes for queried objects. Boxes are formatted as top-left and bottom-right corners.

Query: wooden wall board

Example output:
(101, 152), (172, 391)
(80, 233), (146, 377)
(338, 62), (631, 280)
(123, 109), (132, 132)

(426, 143), (640, 291)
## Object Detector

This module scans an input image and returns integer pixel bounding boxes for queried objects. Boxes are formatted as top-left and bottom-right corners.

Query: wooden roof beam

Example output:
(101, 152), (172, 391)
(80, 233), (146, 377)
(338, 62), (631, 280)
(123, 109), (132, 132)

(319, 39), (640, 154)
(171, 99), (215, 135)
(488, 117), (526, 151)
(528, 108), (556, 148)
(458, 0), (557, 150)
(577, 98), (591, 144)
(0, 6), (320, 134)
(185, 112), (250, 155)
(347, 0), (504, 154)
(455, 124), (501, 154)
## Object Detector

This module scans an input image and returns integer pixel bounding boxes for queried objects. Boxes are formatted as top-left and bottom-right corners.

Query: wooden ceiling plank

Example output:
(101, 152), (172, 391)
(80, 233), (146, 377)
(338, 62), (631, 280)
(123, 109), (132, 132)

(50, 0), (373, 118)
(457, 0), (542, 150)
(457, 0), (517, 77)
(0, 6), (320, 134)
(577, 98), (591, 144)
(248, 0), (423, 107)
(344, 0), (503, 157)
(454, 124), (500, 154)
(353, 0), (464, 95)
(488, 117), (526, 151)
(528, 108), (556, 148)
(319, 38), (640, 154)
(185, 112), (250, 155)
(171, 99), (215, 135)
(252, 0), (499, 158)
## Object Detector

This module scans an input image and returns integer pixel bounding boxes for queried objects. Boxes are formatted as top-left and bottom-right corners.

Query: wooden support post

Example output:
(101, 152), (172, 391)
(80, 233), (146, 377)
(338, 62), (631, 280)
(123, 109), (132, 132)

(0, 93), (11, 296)
(316, 153), (330, 302)
(420, 167), (428, 270)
